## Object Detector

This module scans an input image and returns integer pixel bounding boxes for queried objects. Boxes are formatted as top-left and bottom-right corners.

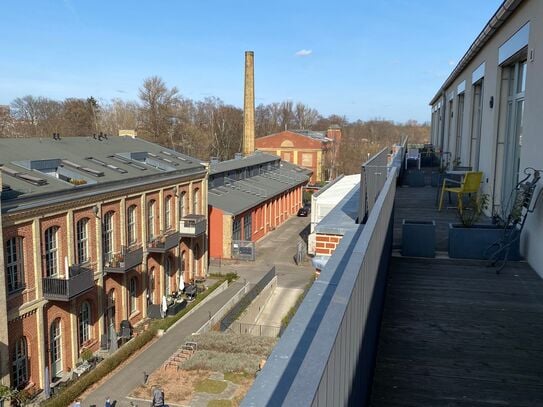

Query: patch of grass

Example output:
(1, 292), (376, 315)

(42, 278), (230, 407)
(209, 272), (238, 282)
(224, 371), (252, 385)
(195, 379), (227, 394)
(188, 332), (276, 356)
(181, 350), (260, 374)
(208, 400), (232, 407)
(280, 279), (314, 332)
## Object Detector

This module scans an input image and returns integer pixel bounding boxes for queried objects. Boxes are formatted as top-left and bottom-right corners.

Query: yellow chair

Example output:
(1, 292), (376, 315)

(439, 171), (483, 213)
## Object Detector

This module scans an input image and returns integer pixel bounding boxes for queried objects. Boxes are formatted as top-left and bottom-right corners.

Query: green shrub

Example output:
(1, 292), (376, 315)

(188, 332), (276, 356)
(80, 348), (93, 362)
(180, 350), (260, 374)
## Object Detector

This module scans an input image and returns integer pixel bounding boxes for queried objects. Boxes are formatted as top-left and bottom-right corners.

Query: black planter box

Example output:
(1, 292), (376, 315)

(448, 224), (521, 260)
(402, 220), (436, 258)
(406, 170), (425, 187)
(431, 172), (443, 187)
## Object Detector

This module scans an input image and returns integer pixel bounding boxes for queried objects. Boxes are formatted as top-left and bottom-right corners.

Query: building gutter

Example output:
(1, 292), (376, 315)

(430, 0), (524, 105)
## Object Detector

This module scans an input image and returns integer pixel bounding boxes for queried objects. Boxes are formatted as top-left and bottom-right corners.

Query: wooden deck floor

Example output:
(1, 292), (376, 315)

(370, 258), (543, 406)
(371, 170), (543, 406)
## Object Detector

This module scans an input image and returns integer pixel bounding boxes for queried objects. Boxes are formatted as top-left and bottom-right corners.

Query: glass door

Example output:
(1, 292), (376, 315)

(50, 319), (62, 378)
(501, 60), (526, 211)
(470, 80), (484, 170)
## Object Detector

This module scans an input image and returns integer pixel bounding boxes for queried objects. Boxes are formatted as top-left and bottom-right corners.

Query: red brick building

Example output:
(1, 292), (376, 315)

(255, 126), (342, 184)
(0, 136), (207, 391)
(208, 152), (311, 260)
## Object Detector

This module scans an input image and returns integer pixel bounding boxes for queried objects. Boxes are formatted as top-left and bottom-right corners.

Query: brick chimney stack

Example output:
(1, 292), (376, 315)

(243, 51), (255, 156)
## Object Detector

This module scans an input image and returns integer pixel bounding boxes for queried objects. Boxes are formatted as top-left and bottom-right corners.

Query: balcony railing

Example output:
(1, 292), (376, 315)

(43, 264), (94, 301)
(148, 231), (180, 253)
(179, 214), (206, 237)
(103, 245), (143, 273)
(242, 162), (400, 406)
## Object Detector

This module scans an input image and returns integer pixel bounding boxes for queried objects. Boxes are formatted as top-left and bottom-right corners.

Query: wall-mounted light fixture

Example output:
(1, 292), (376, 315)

(489, 96), (494, 109)
(93, 205), (100, 218)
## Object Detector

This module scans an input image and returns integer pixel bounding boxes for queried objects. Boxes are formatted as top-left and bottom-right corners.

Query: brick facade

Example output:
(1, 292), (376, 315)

(1, 176), (208, 391)
(315, 234), (343, 256)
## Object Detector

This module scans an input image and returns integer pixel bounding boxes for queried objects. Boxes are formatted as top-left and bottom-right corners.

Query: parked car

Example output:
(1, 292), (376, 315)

(297, 204), (311, 217)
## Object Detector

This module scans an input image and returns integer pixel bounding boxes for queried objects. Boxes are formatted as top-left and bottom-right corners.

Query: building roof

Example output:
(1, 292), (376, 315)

(257, 129), (332, 143)
(209, 160), (311, 215)
(314, 182), (361, 236)
(209, 152), (279, 175)
(313, 174), (360, 203)
(430, 0), (524, 105)
(0, 136), (206, 213)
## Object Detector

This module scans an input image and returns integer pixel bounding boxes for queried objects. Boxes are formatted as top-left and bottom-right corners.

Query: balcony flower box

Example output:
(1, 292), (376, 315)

(405, 170), (425, 187)
(448, 224), (521, 260)
(402, 220), (436, 258)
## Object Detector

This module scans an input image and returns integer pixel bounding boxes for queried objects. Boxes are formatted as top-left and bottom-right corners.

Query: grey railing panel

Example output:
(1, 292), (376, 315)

(242, 167), (397, 406)
(124, 246), (143, 269)
(43, 266), (94, 301)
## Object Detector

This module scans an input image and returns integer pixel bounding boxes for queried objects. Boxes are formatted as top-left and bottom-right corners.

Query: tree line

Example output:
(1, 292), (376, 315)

(0, 76), (429, 175)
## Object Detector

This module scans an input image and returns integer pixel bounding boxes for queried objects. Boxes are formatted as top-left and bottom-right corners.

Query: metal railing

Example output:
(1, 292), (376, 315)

(103, 244), (143, 272)
(43, 265), (94, 301)
(147, 231), (180, 252)
(179, 215), (206, 236)
(242, 167), (398, 406)
(228, 321), (281, 338)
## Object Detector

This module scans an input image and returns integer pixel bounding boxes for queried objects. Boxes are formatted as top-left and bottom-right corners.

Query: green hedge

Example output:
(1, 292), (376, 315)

(41, 277), (232, 407)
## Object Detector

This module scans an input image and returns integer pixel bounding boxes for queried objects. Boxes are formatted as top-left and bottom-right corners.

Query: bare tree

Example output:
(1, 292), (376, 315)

(138, 76), (179, 141)
(294, 102), (320, 129)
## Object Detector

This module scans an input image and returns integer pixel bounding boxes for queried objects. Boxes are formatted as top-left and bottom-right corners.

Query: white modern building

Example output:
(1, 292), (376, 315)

(430, 0), (543, 276)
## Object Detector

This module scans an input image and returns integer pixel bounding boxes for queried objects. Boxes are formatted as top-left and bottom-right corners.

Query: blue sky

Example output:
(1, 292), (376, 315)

(0, 0), (502, 123)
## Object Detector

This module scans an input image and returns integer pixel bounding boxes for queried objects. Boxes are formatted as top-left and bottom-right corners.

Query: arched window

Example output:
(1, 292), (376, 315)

(103, 211), (114, 259)
(165, 256), (171, 294)
(5, 236), (24, 293)
(165, 196), (172, 230)
(148, 267), (156, 304)
(193, 188), (200, 215)
(129, 277), (137, 314)
(180, 250), (186, 288)
(50, 318), (62, 377)
(127, 205), (137, 245)
(12, 337), (28, 388)
(45, 226), (59, 277)
(193, 244), (201, 277)
(179, 191), (186, 218)
(147, 200), (156, 241)
(78, 301), (91, 345)
(76, 218), (89, 264)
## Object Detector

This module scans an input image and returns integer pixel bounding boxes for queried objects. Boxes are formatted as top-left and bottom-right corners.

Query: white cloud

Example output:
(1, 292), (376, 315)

(448, 60), (456, 66)
(295, 49), (313, 57)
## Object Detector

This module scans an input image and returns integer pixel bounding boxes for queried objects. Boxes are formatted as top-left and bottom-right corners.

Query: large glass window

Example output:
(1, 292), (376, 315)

(76, 218), (89, 264)
(193, 189), (200, 215)
(455, 93), (465, 163)
(232, 218), (241, 241)
(147, 200), (156, 241)
(50, 318), (62, 377)
(103, 212), (114, 259)
(180, 191), (186, 218)
(78, 301), (91, 346)
(12, 337), (28, 388)
(129, 277), (137, 314)
(45, 226), (59, 277)
(501, 60), (527, 210)
(127, 205), (137, 245)
(243, 213), (252, 241)
(165, 196), (172, 230)
(469, 79), (484, 170)
(5, 237), (24, 293)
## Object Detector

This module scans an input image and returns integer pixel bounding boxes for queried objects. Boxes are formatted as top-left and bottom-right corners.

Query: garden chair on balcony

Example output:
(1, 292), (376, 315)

(405, 148), (421, 170)
(439, 171), (483, 213)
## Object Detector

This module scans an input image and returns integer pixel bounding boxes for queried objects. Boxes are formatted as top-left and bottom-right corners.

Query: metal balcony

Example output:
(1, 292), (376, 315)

(103, 245), (143, 274)
(148, 231), (180, 253)
(179, 215), (206, 237)
(43, 265), (94, 301)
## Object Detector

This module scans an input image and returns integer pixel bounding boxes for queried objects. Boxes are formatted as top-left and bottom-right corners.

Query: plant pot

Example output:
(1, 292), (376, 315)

(431, 172), (443, 187)
(406, 170), (425, 187)
(448, 224), (521, 260)
(402, 220), (436, 258)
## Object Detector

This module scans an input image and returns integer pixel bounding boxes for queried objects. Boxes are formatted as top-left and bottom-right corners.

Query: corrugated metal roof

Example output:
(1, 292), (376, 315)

(209, 152), (279, 175)
(209, 161), (311, 215)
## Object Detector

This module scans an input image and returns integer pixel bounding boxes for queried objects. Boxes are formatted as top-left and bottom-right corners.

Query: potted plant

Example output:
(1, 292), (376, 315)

(448, 194), (521, 260)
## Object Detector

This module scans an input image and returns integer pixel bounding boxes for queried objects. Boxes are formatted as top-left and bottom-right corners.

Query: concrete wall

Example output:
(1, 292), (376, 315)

(430, 0), (543, 276)
(238, 276), (277, 324)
